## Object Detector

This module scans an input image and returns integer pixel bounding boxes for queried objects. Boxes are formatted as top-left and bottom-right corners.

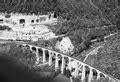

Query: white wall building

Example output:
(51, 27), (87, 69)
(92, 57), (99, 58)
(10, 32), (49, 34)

(0, 13), (57, 32)
(0, 13), (58, 41)
(0, 30), (16, 40)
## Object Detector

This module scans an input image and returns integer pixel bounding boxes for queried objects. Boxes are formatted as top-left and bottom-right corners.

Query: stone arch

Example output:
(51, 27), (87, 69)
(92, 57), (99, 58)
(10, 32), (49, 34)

(84, 65), (90, 82)
(52, 52), (56, 61)
(63, 57), (72, 78)
(64, 56), (69, 66)
(17, 44), (23, 48)
(44, 50), (49, 61)
(85, 65), (90, 75)
(32, 46), (36, 51)
(58, 54), (62, 65)
(23, 45), (31, 54)
(25, 45), (30, 50)
(38, 48), (43, 56)
(92, 69), (98, 80)
(92, 69), (98, 76)
(99, 73), (106, 81)
(100, 73), (105, 78)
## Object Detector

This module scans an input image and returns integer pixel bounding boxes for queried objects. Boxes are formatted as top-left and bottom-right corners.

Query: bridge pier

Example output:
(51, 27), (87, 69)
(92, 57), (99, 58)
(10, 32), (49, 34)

(71, 61), (79, 78)
(88, 68), (93, 82)
(42, 49), (46, 63)
(55, 53), (59, 71)
(48, 51), (52, 66)
(61, 55), (65, 74)
(70, 77), (73, 82)
(21, 44), (119, 82)
(29, 45), (32, 51)
(97, 72), (100, 80)
(81, 65), (85, 82)
(35, 48), (40, 64)
(68, 58), (72, 69)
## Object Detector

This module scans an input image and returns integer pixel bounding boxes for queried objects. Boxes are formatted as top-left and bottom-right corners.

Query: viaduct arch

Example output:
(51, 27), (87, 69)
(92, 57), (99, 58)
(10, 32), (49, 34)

(21, 43), (119, 82)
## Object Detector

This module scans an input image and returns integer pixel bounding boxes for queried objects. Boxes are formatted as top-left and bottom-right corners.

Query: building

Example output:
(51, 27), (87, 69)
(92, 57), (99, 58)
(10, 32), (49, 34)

(0, 13), (57, 32)
(0, 12), (58, 41)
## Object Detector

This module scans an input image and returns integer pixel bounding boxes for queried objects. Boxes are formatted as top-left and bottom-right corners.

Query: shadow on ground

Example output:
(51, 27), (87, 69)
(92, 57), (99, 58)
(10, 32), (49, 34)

(0, 54), (53, 82)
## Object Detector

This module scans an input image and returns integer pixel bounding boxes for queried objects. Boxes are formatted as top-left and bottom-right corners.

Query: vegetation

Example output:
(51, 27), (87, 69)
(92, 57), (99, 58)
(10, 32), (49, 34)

(1, 0), (118, 59)
(0, 0), (120, 79)
(93, 33), (120, 79)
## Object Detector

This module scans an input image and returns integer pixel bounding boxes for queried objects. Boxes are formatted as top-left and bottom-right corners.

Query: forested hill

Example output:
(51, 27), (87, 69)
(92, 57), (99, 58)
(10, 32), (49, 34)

(0, 0), (119, 54)
(0, 0), (119, 28)
(85, 33), (120, 79)
(0, 0), (119, 56)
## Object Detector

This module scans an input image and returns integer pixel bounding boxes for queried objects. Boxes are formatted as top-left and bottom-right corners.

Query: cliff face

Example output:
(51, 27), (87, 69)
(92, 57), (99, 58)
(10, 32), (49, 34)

(55, 37), (74, 54)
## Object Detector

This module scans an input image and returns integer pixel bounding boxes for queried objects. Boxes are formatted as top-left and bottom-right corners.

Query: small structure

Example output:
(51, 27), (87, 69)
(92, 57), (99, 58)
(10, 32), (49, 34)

(0, 30), (16, 40)
(0, 12), (58, 41)
(0, 12), (57, 30)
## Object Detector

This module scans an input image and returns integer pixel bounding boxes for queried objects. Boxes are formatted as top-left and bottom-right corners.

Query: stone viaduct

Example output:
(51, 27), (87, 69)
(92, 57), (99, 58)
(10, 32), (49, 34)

(21, 43), (120, 82)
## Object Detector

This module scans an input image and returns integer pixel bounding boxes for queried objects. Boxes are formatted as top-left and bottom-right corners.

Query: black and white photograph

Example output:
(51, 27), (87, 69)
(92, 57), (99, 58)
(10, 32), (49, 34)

(0, 0), (120, 82)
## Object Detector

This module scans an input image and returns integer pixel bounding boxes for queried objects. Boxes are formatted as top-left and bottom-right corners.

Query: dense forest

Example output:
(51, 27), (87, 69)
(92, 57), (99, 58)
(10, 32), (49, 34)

(0, 0), (120, 79)
(85, 33), (120, 79)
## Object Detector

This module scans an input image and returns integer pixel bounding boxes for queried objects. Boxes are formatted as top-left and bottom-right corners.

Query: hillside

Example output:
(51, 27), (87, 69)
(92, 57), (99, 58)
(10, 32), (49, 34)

(0, 0), (120, 80)
(85, 33), (120, 79)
